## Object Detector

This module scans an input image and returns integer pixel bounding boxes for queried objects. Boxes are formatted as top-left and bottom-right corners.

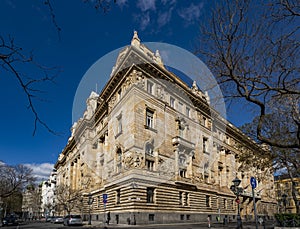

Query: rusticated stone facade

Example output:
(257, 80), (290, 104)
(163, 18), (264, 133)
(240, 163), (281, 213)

(54, 32), (277, 225)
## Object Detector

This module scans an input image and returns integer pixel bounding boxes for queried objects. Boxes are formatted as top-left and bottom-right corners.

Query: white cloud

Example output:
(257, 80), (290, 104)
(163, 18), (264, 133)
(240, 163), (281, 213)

(137, 0), (156, 12)
(178, 2), (204, 23)
(161, 0), (176, 6)
(25, 163), (54, 182)
(139, 12), (151, 31)
(116, 0), (128, 9)
(157, 8), (173, 28)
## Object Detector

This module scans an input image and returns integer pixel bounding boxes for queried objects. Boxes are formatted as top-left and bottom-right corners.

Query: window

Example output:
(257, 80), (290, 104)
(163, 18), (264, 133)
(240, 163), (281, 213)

(149, 214), (155, 221)
(118, 88), (122, 100)
(117, 115), (122, 135)
(203, 137), (208, 154)
(178, 102), (183, 113)
(178, 121), (184, 137)
(145, 143), (154, 155)
(180, 214), (184, 220)
(206, 195), (211, 207)
(97, 196), (101, 208)
(179, 169), (187, 178)
(146, 159), (154, 171)
(185, 192), (189, 206)
(202, 116), (207, 126)
(170, 97), (175, 108)
(179, 191), (183, 205)
(186, 107), (190, 117)
(146, 109), (154, 129)
(223, 198), (227, 209)
(147, 187), (155, 203)
(179, 155), (186, 166)
(116, 148), (122, 173)
(186, 215), (190, 220)
(147, 81), (154, 94)
(116, 189), (121, 204)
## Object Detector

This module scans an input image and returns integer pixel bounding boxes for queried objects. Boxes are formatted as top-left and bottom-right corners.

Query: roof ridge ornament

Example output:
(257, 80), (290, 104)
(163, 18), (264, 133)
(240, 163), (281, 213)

(131, 30), (141, 47)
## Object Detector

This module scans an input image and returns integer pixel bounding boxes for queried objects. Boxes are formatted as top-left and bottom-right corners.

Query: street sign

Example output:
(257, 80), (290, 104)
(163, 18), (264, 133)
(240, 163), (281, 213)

(250, 177), (257, 189)
(103, 193), (108, 204)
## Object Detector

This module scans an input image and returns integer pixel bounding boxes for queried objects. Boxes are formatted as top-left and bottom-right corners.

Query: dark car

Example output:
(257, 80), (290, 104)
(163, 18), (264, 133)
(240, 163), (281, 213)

(63, 215), (82, 226)
(2, 215), (19, 226)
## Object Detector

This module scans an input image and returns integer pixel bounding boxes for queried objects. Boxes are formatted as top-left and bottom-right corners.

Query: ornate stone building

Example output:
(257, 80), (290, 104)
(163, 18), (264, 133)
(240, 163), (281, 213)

(275, 175), (300, 214)
(54, 32), (276, 225)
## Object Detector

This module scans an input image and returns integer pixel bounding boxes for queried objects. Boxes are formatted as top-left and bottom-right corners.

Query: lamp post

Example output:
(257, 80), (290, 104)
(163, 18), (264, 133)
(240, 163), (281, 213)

(87, 193), (94, 225)
(230, 177), (243, 229)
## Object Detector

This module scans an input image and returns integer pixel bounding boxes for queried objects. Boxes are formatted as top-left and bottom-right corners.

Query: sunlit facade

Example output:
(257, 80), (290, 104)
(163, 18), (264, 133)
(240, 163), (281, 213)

(54, 32), (276, 225)
(275, 175), (300, 214)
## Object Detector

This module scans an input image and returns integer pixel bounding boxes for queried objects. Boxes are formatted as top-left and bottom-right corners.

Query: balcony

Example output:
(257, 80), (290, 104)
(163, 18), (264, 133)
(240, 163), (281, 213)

(172, 136), (195, 149)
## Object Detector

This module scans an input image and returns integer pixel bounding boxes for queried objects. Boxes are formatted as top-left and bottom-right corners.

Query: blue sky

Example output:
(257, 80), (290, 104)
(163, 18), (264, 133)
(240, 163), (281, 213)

(0, 0), (254, 179)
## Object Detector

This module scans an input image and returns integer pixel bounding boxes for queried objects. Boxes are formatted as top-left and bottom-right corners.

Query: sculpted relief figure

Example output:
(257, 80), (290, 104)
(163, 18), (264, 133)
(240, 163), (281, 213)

(124, 152), (144, 169)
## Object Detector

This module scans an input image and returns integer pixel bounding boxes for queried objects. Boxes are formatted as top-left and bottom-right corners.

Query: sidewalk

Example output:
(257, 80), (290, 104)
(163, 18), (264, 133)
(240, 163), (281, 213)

(82, 221), (276, 229)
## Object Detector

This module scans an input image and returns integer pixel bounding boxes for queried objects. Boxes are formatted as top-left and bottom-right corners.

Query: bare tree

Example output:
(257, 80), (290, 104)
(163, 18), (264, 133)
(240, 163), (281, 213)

(0, 164), (35, 199)
(197, 0), (299, 149)
(197, 0), (299, 213)
(0, 36), (59, 135)
(1, 0), (114, 135)
(55, 184), (82, 215)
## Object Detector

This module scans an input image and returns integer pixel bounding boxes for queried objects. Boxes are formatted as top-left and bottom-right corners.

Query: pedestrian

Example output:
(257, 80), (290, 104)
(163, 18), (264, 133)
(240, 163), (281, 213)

(107, 211), (111, 225)
(207, 215), (211, 228)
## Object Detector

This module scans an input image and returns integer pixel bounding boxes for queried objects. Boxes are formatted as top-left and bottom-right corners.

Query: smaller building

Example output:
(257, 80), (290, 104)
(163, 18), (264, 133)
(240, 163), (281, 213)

(21, 184), (42, 220)
(41, 169), (57, 217)
(275, 175), (300, 214)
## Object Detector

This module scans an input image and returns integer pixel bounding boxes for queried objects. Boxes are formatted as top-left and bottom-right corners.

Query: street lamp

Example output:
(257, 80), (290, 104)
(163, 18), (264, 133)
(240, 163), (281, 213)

(230, 177), (243, 229)
(87, 193), (94, 225)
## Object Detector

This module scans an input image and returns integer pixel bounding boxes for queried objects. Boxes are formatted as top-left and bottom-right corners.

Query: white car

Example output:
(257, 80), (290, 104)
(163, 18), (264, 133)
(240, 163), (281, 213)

(63, 215), (82, 226)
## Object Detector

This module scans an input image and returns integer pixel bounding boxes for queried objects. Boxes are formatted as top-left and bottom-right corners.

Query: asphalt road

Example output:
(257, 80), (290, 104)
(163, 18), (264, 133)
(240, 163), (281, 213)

(4, 221), (276, 229)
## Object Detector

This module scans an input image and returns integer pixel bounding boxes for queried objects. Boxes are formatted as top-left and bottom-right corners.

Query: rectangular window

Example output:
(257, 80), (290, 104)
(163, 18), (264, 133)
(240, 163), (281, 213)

(170, 97), (175, 108)
(185, 192), (189, 206)
(149, 214), (155, 221)
(206, 195), (211, 207)
(186, 215), (190, 220)
(116, 189), (121, 204)
(178, 102), (183, 113)
(203, 137), (208, 154)
(179, 169), (187, 178)
(147, 81), (154, 94)
(118, 88), (122, 100)
(202, 116), (207, 126)
(146, 109), (154, 129)
(186, 107), (190, 117)
(97, 196), (101, 208)
(117, 116), (122, 134)
(180, 214), (184, 220)
(179, 191), (183, 205)
(147, 187), (155, 203)
(146, 160), (154, 171)
(223, 198), (227, 209)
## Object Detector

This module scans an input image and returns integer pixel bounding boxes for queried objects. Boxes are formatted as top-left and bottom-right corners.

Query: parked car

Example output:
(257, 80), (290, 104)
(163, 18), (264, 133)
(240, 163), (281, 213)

(2, 215), (19, 226)
(63, 215), (82, 226)
(51, 216), (64, 224)
(46, 216), (54, 222)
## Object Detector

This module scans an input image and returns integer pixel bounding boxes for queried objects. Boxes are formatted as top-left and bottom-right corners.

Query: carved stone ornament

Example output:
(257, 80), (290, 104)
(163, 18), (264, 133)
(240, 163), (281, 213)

(124, 152), (144, 168)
